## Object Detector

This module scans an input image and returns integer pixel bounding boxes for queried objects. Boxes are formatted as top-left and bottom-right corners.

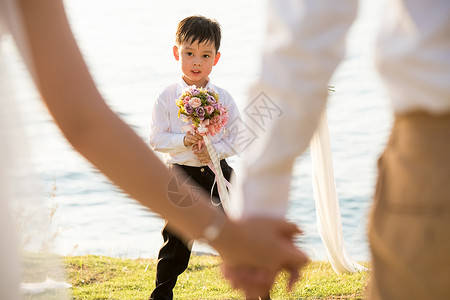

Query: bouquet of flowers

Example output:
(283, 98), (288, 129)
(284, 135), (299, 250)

(176, 85), (230, 209)
(176, 86), (228, 136)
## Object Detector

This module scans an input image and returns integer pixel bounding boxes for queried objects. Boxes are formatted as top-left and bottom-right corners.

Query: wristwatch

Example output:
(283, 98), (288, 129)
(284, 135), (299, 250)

(201, 211), (226, 244)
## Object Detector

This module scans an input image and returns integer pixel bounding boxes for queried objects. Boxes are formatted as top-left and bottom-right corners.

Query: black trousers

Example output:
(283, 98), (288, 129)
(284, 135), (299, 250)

(149, 160), (233, 300)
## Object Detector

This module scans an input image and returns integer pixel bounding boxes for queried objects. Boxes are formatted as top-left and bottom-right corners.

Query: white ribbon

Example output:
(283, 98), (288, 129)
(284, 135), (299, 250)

(203, 135), (230, 212)
(181, 125), (231, 210)
(310, 110), (367, 273)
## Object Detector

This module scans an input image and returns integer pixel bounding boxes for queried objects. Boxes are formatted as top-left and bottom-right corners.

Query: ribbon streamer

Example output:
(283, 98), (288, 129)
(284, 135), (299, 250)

(203, 135), (230, 212)
(182, 125), (231, 210)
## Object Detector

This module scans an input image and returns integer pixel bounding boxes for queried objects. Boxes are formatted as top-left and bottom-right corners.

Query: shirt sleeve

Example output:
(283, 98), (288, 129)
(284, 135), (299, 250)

(230, 0), (358, 219)
(148, 92), (186, 154)
(212, 91), (242, 159)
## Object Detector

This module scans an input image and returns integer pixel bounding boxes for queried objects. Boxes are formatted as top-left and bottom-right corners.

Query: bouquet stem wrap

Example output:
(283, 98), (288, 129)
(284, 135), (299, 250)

(203, 135), (230, 212)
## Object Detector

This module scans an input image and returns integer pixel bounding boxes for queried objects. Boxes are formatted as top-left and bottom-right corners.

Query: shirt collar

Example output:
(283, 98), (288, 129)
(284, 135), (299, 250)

(177, 77), (213, 96)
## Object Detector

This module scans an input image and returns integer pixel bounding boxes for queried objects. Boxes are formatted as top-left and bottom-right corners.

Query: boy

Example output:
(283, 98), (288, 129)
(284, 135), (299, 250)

(148, 16), (241, 300)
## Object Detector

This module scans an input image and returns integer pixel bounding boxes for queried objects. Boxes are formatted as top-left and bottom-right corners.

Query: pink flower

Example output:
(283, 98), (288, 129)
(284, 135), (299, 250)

(204, 105), (214, 114)
(219, 106), (227, 114)
(188, 97), (202, 108)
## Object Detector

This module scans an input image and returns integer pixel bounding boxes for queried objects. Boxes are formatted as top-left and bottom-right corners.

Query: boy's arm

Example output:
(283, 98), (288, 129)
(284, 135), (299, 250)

(148, 95), (186, 154)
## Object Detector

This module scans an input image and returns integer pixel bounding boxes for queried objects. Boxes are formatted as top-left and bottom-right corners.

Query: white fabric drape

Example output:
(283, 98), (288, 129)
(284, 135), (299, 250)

(310, 110), (366, 273)
(204, 135), (230, 212)
(1, 0), (71, 298)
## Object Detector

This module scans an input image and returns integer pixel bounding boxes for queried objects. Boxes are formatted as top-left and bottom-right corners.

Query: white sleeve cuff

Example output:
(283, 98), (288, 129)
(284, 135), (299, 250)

(171, 133), (187, 151)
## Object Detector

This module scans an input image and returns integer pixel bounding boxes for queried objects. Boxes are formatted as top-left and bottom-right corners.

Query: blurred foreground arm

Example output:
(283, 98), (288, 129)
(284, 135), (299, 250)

(232, 0), (358, 217)
(14, 0), (308, 295)
(225, 0), (358, 296)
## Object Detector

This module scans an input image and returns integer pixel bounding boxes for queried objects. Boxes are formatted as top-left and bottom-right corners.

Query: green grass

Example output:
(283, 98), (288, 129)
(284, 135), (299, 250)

(62, 255), (370, 300)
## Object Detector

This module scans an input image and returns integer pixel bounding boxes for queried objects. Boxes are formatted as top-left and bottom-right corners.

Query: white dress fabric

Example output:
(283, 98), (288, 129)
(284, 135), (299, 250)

(0, 0), (70, 298)
(310, 111), (366, 273)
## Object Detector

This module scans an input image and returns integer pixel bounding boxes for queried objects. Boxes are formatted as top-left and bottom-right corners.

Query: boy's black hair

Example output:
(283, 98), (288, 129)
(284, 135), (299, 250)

(175, 15), (221, 52)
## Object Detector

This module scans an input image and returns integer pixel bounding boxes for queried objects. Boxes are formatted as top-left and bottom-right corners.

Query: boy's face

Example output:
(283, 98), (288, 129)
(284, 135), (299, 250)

(173, 39), (220, 88)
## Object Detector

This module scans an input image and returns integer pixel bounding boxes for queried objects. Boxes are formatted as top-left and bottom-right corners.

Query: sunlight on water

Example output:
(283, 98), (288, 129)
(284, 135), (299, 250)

(4, 0), (389, 260)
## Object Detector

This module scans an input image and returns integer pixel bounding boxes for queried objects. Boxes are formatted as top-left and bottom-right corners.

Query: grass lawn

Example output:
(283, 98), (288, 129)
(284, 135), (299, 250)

(61, 255), (370, 300)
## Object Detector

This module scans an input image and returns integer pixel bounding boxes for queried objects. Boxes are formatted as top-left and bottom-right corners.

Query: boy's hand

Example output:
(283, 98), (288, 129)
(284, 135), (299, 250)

(193, 142), (211, 164)
(183, 132), (203, 147)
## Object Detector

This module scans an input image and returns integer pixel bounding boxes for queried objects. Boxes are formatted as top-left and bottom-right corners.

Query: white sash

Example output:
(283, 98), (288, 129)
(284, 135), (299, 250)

(204, 135), (230, 212)
(310, 110), (367, 273)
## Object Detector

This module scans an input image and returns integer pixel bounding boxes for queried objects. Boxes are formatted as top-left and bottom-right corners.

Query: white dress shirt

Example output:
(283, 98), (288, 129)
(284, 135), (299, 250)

(149, 78), (241, 167)
(232, 0), (450, 218)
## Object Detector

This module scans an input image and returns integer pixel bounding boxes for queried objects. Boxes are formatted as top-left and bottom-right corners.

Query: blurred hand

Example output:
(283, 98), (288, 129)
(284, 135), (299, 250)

(211, 217), (309, 298)
(223, 266), (277, 299)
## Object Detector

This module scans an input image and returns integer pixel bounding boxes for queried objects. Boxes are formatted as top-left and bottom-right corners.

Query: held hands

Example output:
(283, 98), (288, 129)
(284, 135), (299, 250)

(211, 217), (309, 299)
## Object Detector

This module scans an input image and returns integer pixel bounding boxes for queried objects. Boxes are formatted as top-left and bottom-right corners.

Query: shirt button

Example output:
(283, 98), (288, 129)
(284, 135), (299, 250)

(200, 168), (205, 172)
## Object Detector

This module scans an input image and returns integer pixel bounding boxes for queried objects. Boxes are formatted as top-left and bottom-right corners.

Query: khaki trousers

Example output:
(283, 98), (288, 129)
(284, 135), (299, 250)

(368, 112), (450, 299)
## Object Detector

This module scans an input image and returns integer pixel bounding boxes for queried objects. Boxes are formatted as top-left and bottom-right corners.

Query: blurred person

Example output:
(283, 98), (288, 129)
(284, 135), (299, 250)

(227, 0), (450, 299)
(0, 0), (308, 299)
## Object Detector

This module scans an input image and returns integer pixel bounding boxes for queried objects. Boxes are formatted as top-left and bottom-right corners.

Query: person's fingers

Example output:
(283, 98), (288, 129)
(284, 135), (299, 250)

(185, 132), (198, 146)
(223, 266), (274, 299)
(278, 220), (303, 238)
(286, 265), (301, 291)
(220, 218), (309, 296)
(283, 247), (308, 292)
(193, 147), (210, 163)
(193, 144), (205, 152)
(222, 265), (250, 290)
(290, 245), (309, 266)
(188, 133), (201, 142)
(185, 132), (206, 146)
(242, 270), (273, 300)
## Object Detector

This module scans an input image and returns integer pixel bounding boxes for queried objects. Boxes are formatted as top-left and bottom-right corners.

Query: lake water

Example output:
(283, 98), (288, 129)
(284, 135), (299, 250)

(4, 0), (390, 261)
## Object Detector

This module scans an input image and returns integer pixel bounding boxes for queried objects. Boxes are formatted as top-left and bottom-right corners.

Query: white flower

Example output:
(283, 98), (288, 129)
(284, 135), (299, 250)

(197, 123), (208, 134)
